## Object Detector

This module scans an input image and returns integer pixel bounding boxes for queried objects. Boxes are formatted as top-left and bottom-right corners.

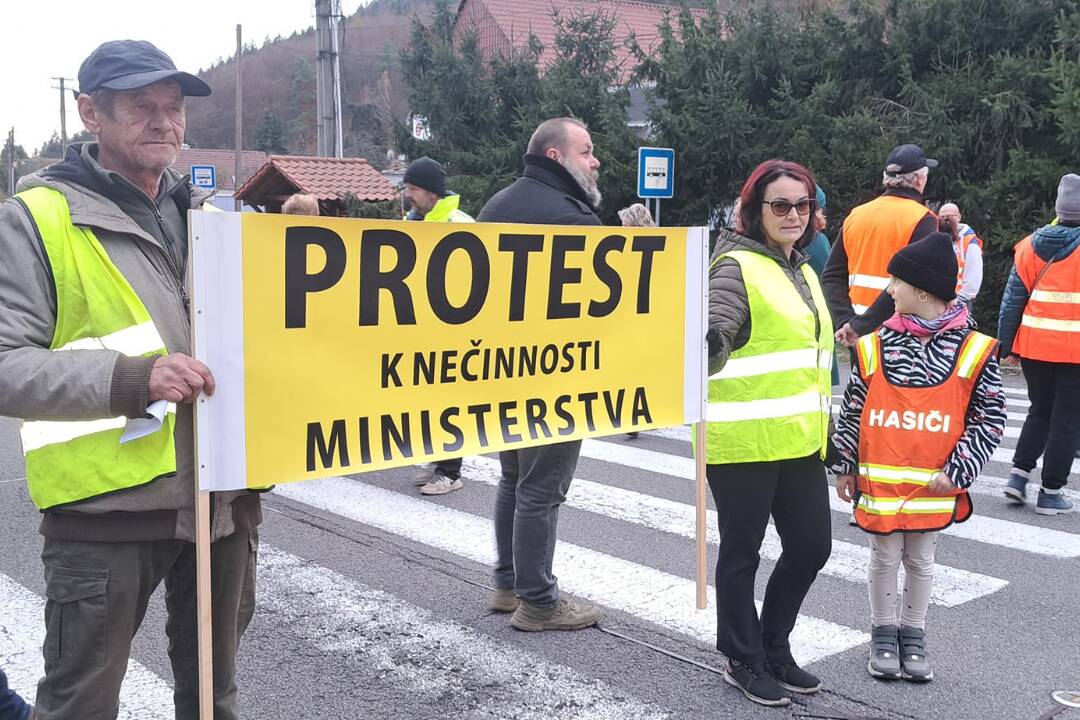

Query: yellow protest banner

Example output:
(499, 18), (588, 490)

(191, 212), (706, 491)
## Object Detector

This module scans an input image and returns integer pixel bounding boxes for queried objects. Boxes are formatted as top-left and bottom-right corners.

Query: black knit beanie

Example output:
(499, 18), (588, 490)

(886, 232), (958, 301)
(403, 156), (447, 197)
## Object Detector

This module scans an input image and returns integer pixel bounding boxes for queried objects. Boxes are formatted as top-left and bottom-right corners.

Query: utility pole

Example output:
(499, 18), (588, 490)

(51, 77), (74, 152)
(5, 128), (15, 198)
(315, 0), (343, 158)
(234, 24), (243, 211)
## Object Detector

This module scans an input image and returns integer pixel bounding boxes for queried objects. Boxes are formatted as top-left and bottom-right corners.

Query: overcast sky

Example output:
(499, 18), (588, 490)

(2, 1), (364, 153)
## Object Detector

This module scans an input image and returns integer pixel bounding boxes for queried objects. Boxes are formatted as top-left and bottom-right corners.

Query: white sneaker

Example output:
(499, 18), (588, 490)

(412, 463), (436, 487)
(420, 475), (464, 495)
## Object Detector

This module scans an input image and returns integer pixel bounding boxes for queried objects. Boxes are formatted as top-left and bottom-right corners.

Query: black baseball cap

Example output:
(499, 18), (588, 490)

(76, 40), (211, 98)
(884, 144), (938, 176)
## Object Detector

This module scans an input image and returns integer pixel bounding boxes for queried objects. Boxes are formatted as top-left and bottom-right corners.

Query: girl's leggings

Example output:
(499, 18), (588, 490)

(868, 531), (938, 629)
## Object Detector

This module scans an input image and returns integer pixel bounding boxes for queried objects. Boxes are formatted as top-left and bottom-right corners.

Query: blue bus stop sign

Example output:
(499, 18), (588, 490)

(191, 165), (217, 190)
(637, 147), (674, 199)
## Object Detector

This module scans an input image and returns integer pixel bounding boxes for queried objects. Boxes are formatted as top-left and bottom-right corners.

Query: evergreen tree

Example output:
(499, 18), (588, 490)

(637, 0), (1079, 325)
(399, 0), (639, 220)
(288, 58), (317, 153)
(38, 132), (65, 158)
(254, 108), (289, 155)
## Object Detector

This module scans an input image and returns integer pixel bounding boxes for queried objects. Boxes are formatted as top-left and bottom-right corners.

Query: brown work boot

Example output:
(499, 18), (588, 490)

(510, 597), (602, 631)
(489, 588), (519, 613)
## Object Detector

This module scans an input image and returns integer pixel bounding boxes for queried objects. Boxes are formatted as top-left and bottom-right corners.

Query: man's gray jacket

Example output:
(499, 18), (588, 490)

(0, 143), (261, 542)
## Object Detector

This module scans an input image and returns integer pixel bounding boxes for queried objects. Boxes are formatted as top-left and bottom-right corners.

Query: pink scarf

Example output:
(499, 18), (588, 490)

(882, 301), (969, 338)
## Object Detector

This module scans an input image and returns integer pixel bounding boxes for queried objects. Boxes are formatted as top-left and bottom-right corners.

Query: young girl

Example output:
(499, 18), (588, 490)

(833, 232), (1007, 682)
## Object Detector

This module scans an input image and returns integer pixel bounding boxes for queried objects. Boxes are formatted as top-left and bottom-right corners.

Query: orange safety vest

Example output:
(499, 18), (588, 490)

(1012, 234), (1080, 363)
(843, 195), (934, 316)
(952, 224), (981, 292)
(853, 330), (997, 534)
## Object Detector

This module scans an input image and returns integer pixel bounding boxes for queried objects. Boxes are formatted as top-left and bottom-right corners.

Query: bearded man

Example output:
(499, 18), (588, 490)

(475, 117), (603, 632)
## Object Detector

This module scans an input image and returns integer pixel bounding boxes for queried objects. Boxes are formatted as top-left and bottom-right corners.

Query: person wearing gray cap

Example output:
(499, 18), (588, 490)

(998, 173), (1080, 515)
(0, 40), (260, 719)
(821, 144), (940, 348)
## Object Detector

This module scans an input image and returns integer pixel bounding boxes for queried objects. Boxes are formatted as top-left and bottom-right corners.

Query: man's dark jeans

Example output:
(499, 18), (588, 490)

(493, 441), (581, 607)
(434, 457), (462, 480)
(1014, 358), (1080, 489)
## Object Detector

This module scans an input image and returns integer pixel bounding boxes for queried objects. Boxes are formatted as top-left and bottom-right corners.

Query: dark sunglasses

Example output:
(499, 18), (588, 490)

(762, 198), (813, 217)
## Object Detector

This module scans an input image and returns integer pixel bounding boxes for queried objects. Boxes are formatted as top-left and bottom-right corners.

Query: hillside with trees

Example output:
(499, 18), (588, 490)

(184, 0), (434, 165)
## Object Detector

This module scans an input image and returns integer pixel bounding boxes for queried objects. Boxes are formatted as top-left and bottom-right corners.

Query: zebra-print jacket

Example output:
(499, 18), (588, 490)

(831, 318), (1007, 488)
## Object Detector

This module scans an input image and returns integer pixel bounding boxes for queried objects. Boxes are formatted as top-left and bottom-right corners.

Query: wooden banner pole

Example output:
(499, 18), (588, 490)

(694, 420), (708, 610)
(195, 485), (214, 718)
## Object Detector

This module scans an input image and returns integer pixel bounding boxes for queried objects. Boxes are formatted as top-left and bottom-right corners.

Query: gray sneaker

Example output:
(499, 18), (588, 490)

(867, 624), (901, 680)
(489, 588), (519, 613)
(510, 597), (602, 632)
(898, 626), (933, 682)
(412, 463), (436, 487)
(1036, 489), (1074, 515)
(420, 475), (463, 495)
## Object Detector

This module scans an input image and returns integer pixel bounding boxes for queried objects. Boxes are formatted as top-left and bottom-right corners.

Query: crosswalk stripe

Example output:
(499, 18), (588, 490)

(991, 445), (1080, 475)
(649, 411), (1031, 443)
(579, 440), (1080, 558)
(0, 573), (173, 718)
(977, 473), (1080, 502)
(644, 417), (1078, 475)
(275, 478), (870, 665)
(257, 547), (669, 719)
(636, 430), (1035, 504)
(461, 457), (1006, 606)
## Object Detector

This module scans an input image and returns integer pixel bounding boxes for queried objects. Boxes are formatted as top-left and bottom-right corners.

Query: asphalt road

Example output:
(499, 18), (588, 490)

(2, 368), (1080, 720)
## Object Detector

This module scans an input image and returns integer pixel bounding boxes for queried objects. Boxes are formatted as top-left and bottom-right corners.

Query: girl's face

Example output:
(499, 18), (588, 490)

(759, 176), (811, 251)
(887, 276), (923, 314)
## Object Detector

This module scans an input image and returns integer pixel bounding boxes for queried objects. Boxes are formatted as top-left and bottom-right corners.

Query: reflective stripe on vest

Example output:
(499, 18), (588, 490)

(703, 250), (833, 464)
(1012, 234), (1080, 362)
(853, 331), (995, 534)
(843, 195), (932, 315)
(15, 186), (177, 510)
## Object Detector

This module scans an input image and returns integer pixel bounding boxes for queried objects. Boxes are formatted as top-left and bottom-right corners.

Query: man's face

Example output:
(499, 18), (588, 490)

(403, 183), (439, 215)
(549, 124), (601, 207)
(85, 80), (186, 176)
(939, 204), (961, 225)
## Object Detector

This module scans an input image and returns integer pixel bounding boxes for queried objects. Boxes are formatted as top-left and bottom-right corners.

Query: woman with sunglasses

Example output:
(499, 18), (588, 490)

(705, 159), (834, 707)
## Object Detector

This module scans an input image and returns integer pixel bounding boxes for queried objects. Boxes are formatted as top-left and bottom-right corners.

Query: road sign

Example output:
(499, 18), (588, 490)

(637, 147), (674, 199)
(191, 165), (217, 190)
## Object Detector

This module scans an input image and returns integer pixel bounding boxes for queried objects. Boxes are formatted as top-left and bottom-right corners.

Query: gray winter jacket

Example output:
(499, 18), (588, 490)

(0, 143), (261, 542)
(708, 229), (824, 376)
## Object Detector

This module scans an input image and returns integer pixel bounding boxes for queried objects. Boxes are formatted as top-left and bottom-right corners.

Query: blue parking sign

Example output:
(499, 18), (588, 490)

(637, 147), (674, 199)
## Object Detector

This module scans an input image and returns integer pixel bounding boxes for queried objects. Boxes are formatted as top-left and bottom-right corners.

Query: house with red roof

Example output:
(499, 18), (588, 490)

(235, 155), (399, 215)
(174, 147), (268, 210)
(454, 0), (700, 84)
(451, 0), (705, 133)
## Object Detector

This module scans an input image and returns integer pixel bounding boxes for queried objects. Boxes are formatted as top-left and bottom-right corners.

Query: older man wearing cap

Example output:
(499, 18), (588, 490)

(0, 40), (261, 719)
(822, 144), (940, 346)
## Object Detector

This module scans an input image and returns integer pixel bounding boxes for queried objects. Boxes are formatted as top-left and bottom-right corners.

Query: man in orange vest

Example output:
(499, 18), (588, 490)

(822, 144), (939, 347)
(938, 202), (983, 309)
(998, 173), (1080, 515)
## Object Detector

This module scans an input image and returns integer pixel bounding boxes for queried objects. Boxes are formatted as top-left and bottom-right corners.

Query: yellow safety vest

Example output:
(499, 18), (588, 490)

(704, 250), (833, 464)
(15, 186), (177, 510)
